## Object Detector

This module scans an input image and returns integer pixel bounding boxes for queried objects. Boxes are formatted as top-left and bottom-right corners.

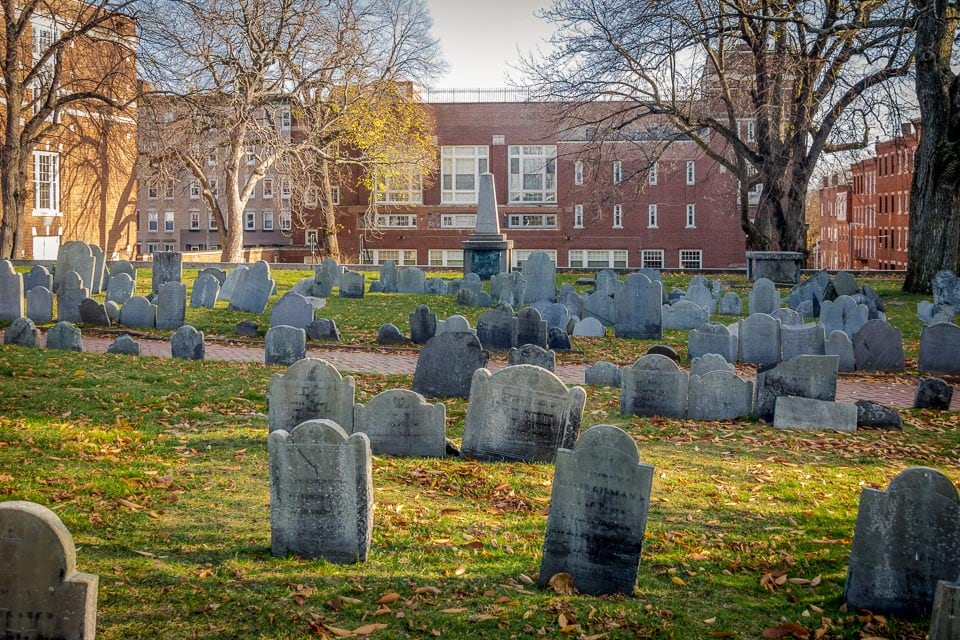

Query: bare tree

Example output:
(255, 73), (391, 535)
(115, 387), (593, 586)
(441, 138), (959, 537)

(0, 0), (139, 259)
(525, 0), (913, 254)
(138, 0), (442, 262)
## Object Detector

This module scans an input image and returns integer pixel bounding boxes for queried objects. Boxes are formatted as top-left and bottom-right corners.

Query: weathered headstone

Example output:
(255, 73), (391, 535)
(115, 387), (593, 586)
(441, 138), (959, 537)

(236, 320), (259, 337)
(398, 266), (426, 294)
(435, 314), (475, 336)
(490, 271), (525, 307)
(522, 251), (556, 303)
(56, 271), (88, 324)
(218, 265), (247, 302)
(171, 325), (205, 360)
(229, 260), (275, 313)
(572, 317), (605, 337)
(558, 284), (583, 318)
(456, 288), (477, 307)
(645, 344), (680, 362)
(105, 272), (135, 306)
(919, 322), (960, 375)
(547, 327), (571, 351)
(687, 370), (753, 421)
(541, 303), (572, 332)
(718, 292), (743, 316)
(314, 258), (341, 297)
(780, 323), (825, 361)
(929, 578), (960, 640)
(3, 316), (40, 347)
(918, 301), (956, 325)
(0, 501), (99, 640)
(853, 319), (904, 371)
(770, 307), (802, 327)
(306, 318), (341, 341)
(594, 269), (622, 298)
(754, 354), (839, 422)
(270, 292), (315, 329)
(614, 273), (663, 339)
(88, 244), (106, 294)
(463, 272), (483, 294)
(10, 282), (39, 326)
(150, 251), (182, 293)
(684, 283), (716, 315)
(268, 358), (355, 433)
(264, 325), (306, 366)
(198, 266), (226, 286)
(933, 270), (960, 307)
(376, 323), (408, 345)
(379, 260), (399, 293)
(412, 332), (489, 398)
(23, 264), (52, 294)
(0, 260), (23, 322)
(47, 321), (82, 352)
(620, 354), (688, 418)
(514, 306), (548, 348)
(268, 419), (372, 562)
(538, 425), (654, 596)
(155, 281), (187, 330)
(424, 277), (447, 295)
(748, 278), (780, 316)
(788, 270), (830, 309)
(773, 396), (857, 432)
(856, 400), (903, 430)
(820, 295), (869, 339)
(688, 322), (737, 363)
(476, 304), (515, 350)
(508, 344), (556, 371)
(833, 270), (860, 297)
(107, 334), (140, 355)
(368, 280), (384, 293)
(738, 313), (781, 364)
(915, 378), (954, 410)
(844, 467), (960, 616)
(54, 241), (94, 293)
(584, 361), (621, 387)
(108, 260), (136, 281)
(353, 389), (446, 457)
(461, 365), (585, 463)
(581, 290), (616, 326)
(825, 329), (856, 371)
(78, 298), (111, 327)
(189, 273), (220, 309)
(690, 352), (735, 377)
(662, 300), (709, 330)
(409, 304), (437, 345)
(339, 270), (365, 299)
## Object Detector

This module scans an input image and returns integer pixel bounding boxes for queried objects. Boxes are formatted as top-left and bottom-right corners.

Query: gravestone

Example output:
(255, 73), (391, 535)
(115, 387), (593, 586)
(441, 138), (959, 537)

(917, 301), (956, 325)
(270, 292), (315, 329)
(446, 279), (463, 296)
(78, 298), (111, 327)
(189, 273), (220, 309)
(353, 389), (446, 457)
(820, 295), (869, 339)
(718, 292), (743, 315)
(522, 251), (556, 303)
(463, 272), (483, 294)
(915, 378), (954, 410)
(88, 244), (106, 294)
(436, 314), (475, 336)
(690, 353), (734, 377)
(339, 271), (365, 299)
(558, 284), (583, 317)
(306, 318), (341, 341)
(268, 419), (372, 563)
(104, 300), (119, 324)
(108, 260), (136, 281)
(369, 280), (384, 293)
(929, 579), (960, 640)
(0, 501), (98, 640)
(833, 270), (860, 297)
(547, 327), (571, 351)
(476, 304), (515, 350)
(314, 258), (340, 297)
(376, 323), (408, 345)
(229, 260), (275, 313)
(508, 344), (556, 371)
(541, 303), (572, 331)
(933, 270), (960, 307)
(490, 271), (525, 307)
(268, 358), (355, 433)
(3, 316), (40, 347)
(155, 281), (187, 330)
(620, 354), (688, 419)
(614, 273), (663, 339)
(150, 251), (182, 293)
(456, 288), (477, 307)
(424, 277), (447, 295)
(770, 307), (802, 327)
(919, 322), (960, 375)
(264, 325), (306, 366)
(107, 334), (140, 355)
(738, 313), (781, 364)
(398, 266), (426, 294)
(788, 270), (830, 309)
(825, 329), (856, 371)
(105, 272), (135, 306)
(538, 425), (654, 596)
(54, 241), (94, 292)
(645, 344), (680, 362)
(171, 325), (205, 360)
(409, 304), (437, 345)
(780, 323), (825, 361)
(684, 283), (716, 315)
(198, 266), (226, 286)
(688, 322), (737, 363)
(379, 260), (399, 293)
(796, 299), (816, 320)
(584, 361), (621, 387)
(754, 354), (839, 422)
(514, 306), (548, 348)
(461, 365), (585, 463)
(687, 370), (754, 421)
(662, 300), (709, 330)
(853, 320), (904, 371)
(844, 467), (960, 616)
(594, 269), (621, 298)
(856, 400), (903, 430)
(236, 320), (259, 337)
(412, 332), (488, 398)
(23, 264), (52, 294)
(748, 278), (780, 315)
(218, 265), (247, 302)
(26, 286), (53, 324)
(0, 260), (23, 322)
(773, 396), (857, 432)
(572, 317), (605, 337)
(582, 290), (616, 326)
(47, 321), (82, 352)
(56, 271), (88, 324)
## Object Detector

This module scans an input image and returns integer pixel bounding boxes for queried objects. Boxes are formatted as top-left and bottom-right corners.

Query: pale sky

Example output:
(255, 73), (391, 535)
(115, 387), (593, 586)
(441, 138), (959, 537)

(425, 0), (555, 90)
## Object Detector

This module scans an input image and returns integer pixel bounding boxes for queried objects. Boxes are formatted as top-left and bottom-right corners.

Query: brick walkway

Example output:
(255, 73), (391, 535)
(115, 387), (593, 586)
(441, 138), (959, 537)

(10, 332), (957, 411)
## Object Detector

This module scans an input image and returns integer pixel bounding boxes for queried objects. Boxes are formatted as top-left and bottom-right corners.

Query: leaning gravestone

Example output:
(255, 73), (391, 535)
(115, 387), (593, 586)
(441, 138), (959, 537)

(461, 365), (585, 463)
(306, 318), (341, 342)
(490, 271), (525, 307)
(0, 259), (24, 322)
(614, 273), (663, 339)
(88, 244), (106, 294)
(218, 265), (247, 302)
(620, 354), (689, 419)
(476, 304), (515, 350)
(0, 501), (99, 640)
(105, 272), (135, 306)
(844, 467), (960, 616)
(508, 344), (556, 371)
(748, 278), (780, 316)
(398, 266), (426, 294)
(780, 323), (825, 361)
(270, 292), (315, 329)
(23, 264), (52, 294)
(412, 332), (489, 398)
(171, 325), (205, 360)
(919, 322), (960, 375)
(718, 292), (743, 316)
(688, 322), (738, 363)
(353, 389), (446, 457)
(825, 329), (856, 371)
(268, 419), (372, 563)
(738, 313), (781, 365)
(687, 371), (753, 421)
(189, 273), (220, 309)
(268, 358), (355, 433)
(376, 323), (408, 345)
(47, 321), (82, 352)
(820, 295), (869, 339)
(773, 396), (857, 432)
(54, 241), (94, 293)
(853, 319), (905, 371)
(314, 258), (340, 297)
(229, 261), (275, 313)
(833, 270), (860, 297)
(78, 298), (111, 327)
(119, 296), (155, 329)
(264, 325), (306, 366)
(424, 277), (447, 295)
(198, 266), (227, 286)
(754, 354), (839, 422)
(582, 290), (616, 326)
(662, 300), (709, 330)
(339, 270), (365, 299)
(107, 334), (140, 355)
(3, 317), (40, 347)
(514, 306), (548, 348)
(584, 361), (621, 387)
(548, 327), (571, 351)
(56, 271), (88, 324)
(379, 260), (399, 293)
(150, 251), (182, 293)
(541, 303), (572, 332)
(522, 251), (557, 303)
(409, 304), (437, 345)
(156, 281), (187, 330)
(690, 353), (735, 377)
(538, 424), (654, 596)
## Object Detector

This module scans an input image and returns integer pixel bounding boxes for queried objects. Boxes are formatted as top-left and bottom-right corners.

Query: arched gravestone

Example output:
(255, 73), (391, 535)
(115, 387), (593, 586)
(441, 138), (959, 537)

(270, 292), (315, 329)
(47, 321), (83, 352)
(105, 272), (135, 306)
(268, 358), (355, 433)
(920, 322), (960, 375)
(538, 425), (654, 596)
(0, 259), (24, 322)
(614, 273), (662, 339)
(228, 260), (275, 313)
(461, 365), (586, 463)
(844, 467), (960, 616)
(0, 501), (98, 640)
(54, 241), (94, 293)
(189, 273), (220, 309)
(412, 331), (488, 398)
(268, 419), (372, 563)
(748, 277), (780, 315)
(409, 304), (437, 345)
(172, 325), (205, 360)
(687, 370), (754, 421)
(56, 271), (88, 324)
(522, 251), (557, 304)
(620, 354), (688, 419)
(27, 284), (54, 325)
(353, 389), (446, 457)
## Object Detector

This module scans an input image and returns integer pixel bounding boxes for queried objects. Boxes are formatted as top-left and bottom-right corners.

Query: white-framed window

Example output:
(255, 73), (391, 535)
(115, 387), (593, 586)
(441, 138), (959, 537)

(208, 177), (219, 196)
(244, 146), (256, 165)
(441, 145), (489, 203)
(428, 249), (464, 267)
(33, 151), (59, 215)
(512, 249), (557, 269)
(32, 17), (56, 98)
(686, 203), (696, 228)
(146, 210), (158, 232)
(613, 204), (623, 228)
(163, 211), (175, 232)
(648, 162), (658, 185)
(679, 249), (703, 269)
(189, 181), (200, 199)
(280, 177), (291, 200)
(330, 186), (340, 205)
(208, 211), (218, 230)
(441, 214), (477, 228)
(508, 145), (557, 203)
(738, 119), (756, 143)
(648, 203), (658, 228)
(686, 160), (696, 185)
(262, 177), (274, 199)
(376, 171), (422, 204)
(279, 211), (291, 231)
(368, 249), (417, 265)
(145, 242), (159, 255)
(262, 210), (274, 231)
(163, 178), (175, 199)
(188, 209), (200, 230)
(279, 107), (291, 130)
(641, 249), (664, 269)
(304, 186), (318, 207)
(574, 160), (584, 186)
(574, 204), (584, 229)
(306, 229), (318, 249)
(613, 160), (622, 185)
(373, 214), (416, 228)
(568, 249), (628, 269)
(146, 181), (159, 199)
(244, 210), (256, 231)
(207, 148), (217, 166)
(507, 213), (557, 229)
(836, 192), (847, 222)
(163, 242), (176, 252)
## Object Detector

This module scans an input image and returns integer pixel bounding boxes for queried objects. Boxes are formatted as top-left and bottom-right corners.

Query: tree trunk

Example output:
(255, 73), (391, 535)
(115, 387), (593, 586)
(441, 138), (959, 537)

(319, 161), (340, 260)
(0, 95), (27, 259)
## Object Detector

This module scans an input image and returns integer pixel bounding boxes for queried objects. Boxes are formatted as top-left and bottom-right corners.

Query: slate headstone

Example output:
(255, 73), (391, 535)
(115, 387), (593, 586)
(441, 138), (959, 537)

(581, 290), (616, 326)
(508, 344), (556, 371)
(833, 270), (860, 297)
(456, 288), (477, 307)
(78, 298), (111, 327)
(197, 266), (226, 286)
(688, 322), (737, 363)
(645, 344), (680, 362)
(718, 292), (743, 316)
(594, 269), (621, 298)
(218, 265), (247, 302)
(662, 300), (709, 330)
(379, 260), (399, 293)
(270, 292), (315, 329)
(409, 304), (437, 345)
(476, 304), (515, 350)
(424, 277), (447, 295)
(690, 353), (734, 377)
(55, 271), (86, 324)
(151, 251), (182, 293)
(398, 266), (426, 294)
(620, 354), (688, 418)
(236, 319), (259, 337)
(541, 303), (572, 331)
(933, 270), (960, 307)
(547, 327), (571, 351)
(353, 389), (446, 457)
(26, 285), (53, 324)
(853, 319), (904, 371)
(558, 284), (583, 318)
(23, 264), (52, 294)
(918, 301), (956, 325)
(584, 361), (621, 387)
(514, 306), (548, 348)
(107, 334), (140, 355)
(820, 295), (869, 339)
(780, 323), (826, 361)
(412, 332), (489, 399)
(522, 251), (557, 303)
(339, 270), (365, 299)
(47, 321), (82, 352)
(268, 358), (355, 433)
(770, 307), (802, 326)
(229, 261), (275, 313)
(108, 260), (136, 281)
(614, 273), (663, 339)
(88, 244), (106, 294)
(376, 323), (408, 345)
(684, 283), (716, 315)
(572, 317), (605, 337)
(919, 322), (960, 375)
(105, 272), (135, 306)
(189, 273), (220, 309)
(435, 314), (475, 336)
(156, 281), (187, 330)
(773, 396), (857, 432)
(490, 271), (525, 307)
(54, 241), (94, 293)
(171, 325), (205, 360)
(3, 317), (40, 347)
(687, 371), (753, 421)
(748, 278), (780, 316)
(856, 400), (903, 430)
(915, 378), (954, 410)
(463, 272), (483, 294)
(825, 329), (856, 371)
(314, 258), (341, 297)
(0, 260), (24, 322)
(265, 325), (306, 366)
(306, 318), (341, 341)
(738, 313), (781, 364)
(754, 354), (839, 422)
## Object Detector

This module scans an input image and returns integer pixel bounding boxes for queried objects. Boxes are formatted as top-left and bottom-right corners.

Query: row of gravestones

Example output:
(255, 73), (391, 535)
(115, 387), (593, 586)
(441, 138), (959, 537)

(918, 270), (960, 325)
(0, 319), (206, 360)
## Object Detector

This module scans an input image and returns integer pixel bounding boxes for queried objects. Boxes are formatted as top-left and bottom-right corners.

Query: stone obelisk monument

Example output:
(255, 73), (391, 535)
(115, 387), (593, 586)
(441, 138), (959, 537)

(461, 173), (513, 279)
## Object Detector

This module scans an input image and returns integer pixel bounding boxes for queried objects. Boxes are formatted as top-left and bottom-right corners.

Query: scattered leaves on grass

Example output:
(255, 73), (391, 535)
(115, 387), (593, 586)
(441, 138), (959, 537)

(547, 573), (576, 595)
(762, 622), (809, 638)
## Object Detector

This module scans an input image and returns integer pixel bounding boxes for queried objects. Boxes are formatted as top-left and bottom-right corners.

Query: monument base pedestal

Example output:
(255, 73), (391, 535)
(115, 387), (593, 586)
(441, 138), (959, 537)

(462, 237), (513, 280)
(745, 251), (805, 285)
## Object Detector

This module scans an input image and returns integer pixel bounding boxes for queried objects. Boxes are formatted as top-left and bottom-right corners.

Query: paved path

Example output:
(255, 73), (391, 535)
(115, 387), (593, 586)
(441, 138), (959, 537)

(12, 332), (957, 411)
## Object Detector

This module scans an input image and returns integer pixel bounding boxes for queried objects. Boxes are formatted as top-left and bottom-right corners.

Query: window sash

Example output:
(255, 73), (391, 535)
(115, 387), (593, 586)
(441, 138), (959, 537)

(641, 250), (664, 269)
(574, 204), (584, 228)
(648, 204), (658, 228)
(679, 249), (702, 269)
(33, 151), (59, 214)
(508, 145), (557, 203)
(262, 211), (274, 231)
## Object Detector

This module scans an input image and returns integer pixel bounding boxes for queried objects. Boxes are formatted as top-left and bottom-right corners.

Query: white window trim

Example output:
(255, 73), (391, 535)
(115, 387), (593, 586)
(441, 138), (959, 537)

(33, 150), (60, 216)
(262, 177), (274, 199)
(574, 160), (584, 186)
(641, 249), (664, 269)
(613, 160), (622, 185)
(163, 211), (175, 233)
(189, 181), (200, 200)
(648, 162), (658, 185)
(507, 213), (557, 229)
(244, 210), (256, 231)
(441, 145), (489, 204)
(574, 204), (584, 229)
(428, 249), (464, 267)
(686, 203), (696, 228)
(440, 213), (477, 229)
(188, 209), (201, 230)
(612, 204), (623, 229)
(146, 210), (158, 233)
(679, 249), (703, 269)
(262, 210), (274, 231)
(648, 203), (658, 228)
(508, 145), (557, 203)
(568, 249), (628, 269)
(686, 160), (696, 185)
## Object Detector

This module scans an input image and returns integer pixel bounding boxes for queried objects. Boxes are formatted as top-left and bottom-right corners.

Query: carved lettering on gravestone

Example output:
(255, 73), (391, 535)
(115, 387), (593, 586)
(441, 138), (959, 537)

(538, 425), (654, 596)
(23, 264), (52, 295)
(56, 271), (88, 324)
(105, 272), (135, 306)
(522, 251), (557, 304)
(780, 323), (826, 361)
(353, 389), (446, 457)
(754, 354), (839, 422)
(476, 305), (515, 350)
(514, 306), (548, 348)
(172, 325), (205, 360)
(620, 354), (688, 418)
(738, 313), (781, 365)
(190, 273), (220, 309)
(47, 321), (83, 352)
(687, 371), (753, 421)
(264, 325), (306, 366)
(339, 271), (365, 299)
(218, 265), (247, 302)
(268, 358), (356, 433)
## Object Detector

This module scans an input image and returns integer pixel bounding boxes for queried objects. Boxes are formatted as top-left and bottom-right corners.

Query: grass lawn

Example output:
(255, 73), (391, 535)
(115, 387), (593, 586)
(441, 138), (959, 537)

(0, 268), (953, 639)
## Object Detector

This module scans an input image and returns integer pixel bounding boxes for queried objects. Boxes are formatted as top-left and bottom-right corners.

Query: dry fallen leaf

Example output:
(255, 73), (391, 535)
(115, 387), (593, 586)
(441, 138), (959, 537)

(547, 573), (576, 595)
(671, 576), (687, 586)
(376, 592), (401, 605)
(323, 625), (354, 638)
(763, 623), (809, 638)
(353, 623), (388, 636)
(415, 586), (441, 595)
(454, 564), (467, 576)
